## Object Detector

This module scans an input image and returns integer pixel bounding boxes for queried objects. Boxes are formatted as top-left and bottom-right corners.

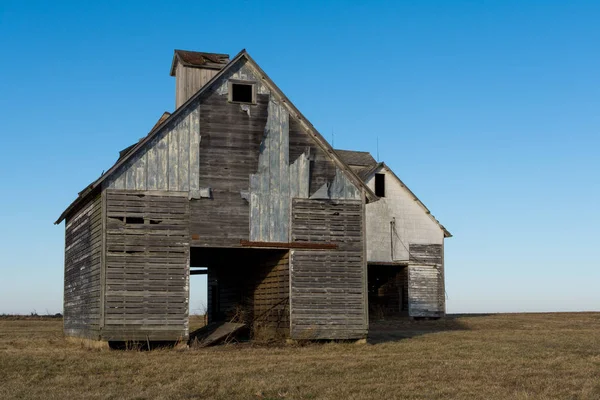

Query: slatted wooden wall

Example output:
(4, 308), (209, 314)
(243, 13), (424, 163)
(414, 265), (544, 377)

(64, 194), (102, 339)
(408, 265), (445, 317)
(407, 243), (445, 317)
(103, 190), (190, 341)
(409, 244), (443, 265)
(290, 198), (367, 340)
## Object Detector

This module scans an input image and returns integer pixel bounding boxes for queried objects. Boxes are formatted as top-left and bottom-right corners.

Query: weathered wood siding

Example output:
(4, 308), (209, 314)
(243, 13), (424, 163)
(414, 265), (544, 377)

(175, 63), (220, 109)
(290, 199), (367, 340)
(409, 243), (443, 265)
(289, 118), (360, 200)
(190, 58), (359, 247)
(408, 264), (445, 317)
(64, 194), (103, 339)
(407, 243), (445, 317)
(190, 62), (266, 246)
(105, 108), (200, 194)
(102, 190), (190, 341)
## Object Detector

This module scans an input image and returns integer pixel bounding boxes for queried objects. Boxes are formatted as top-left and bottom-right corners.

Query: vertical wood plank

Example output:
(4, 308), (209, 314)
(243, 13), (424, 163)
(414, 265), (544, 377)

(168, 122), (179, 191)
(189, 107), (200, 192)
(156, 133), (168, 190)
(278, 106), (290, 242)
(146, 138), (158, 190)
(178, 114), (190, 191)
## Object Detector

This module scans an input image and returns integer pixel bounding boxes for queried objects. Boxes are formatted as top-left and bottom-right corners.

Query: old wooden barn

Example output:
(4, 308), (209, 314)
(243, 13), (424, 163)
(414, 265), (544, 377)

(56, 49), (450, 343)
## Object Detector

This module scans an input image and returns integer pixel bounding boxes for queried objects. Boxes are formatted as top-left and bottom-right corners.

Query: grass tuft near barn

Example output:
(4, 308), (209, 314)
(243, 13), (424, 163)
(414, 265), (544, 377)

(1, 313), (599, 399)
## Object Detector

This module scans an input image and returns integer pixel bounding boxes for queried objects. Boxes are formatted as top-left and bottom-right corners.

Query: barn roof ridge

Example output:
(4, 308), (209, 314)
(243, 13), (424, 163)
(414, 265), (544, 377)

(55, 49), (377, 224)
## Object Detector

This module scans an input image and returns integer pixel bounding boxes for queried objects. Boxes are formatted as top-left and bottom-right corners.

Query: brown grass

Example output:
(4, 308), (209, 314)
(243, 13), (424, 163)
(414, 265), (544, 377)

(1, 313), (599, 399)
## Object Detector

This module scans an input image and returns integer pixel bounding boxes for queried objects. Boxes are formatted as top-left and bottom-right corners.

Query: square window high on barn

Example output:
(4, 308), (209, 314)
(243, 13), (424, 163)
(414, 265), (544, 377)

(228, 80), (256, 104)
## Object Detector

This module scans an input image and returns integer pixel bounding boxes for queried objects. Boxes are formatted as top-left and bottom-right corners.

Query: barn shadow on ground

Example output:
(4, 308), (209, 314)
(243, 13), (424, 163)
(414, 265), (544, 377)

(367, 314), (489, 344)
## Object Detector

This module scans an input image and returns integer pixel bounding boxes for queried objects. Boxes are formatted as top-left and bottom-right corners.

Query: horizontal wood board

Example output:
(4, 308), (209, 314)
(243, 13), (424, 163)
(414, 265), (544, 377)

(64, 194), (103, 339)
(408, 264), (445, 317)
(290, 199), (367, 339)
(102, 190), (190, 341)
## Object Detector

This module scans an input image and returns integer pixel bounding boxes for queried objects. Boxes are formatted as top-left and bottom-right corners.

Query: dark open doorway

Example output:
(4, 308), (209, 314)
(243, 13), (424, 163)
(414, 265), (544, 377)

(368, 264), (409, 320)
(189, 247), (290, 340)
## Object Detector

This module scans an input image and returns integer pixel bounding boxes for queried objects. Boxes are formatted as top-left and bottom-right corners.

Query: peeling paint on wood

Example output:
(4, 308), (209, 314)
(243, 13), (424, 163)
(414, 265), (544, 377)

(104, 108), (200, 193)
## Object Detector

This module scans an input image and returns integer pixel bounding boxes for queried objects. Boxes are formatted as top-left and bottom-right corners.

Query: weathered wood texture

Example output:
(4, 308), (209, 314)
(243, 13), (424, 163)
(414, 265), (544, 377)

(175, 63), (220, 109)
(253, 252), (290, 336)
(104, 107), (200, 194)
(102, 190), (190, 341)
(367, 265), (408, 318)
(289, 118), (360, 200)
(409, 243), (443, 265)
(64, 194), (103, 339)
(202, 248), (289, 336)
(190, 62), (267, 247)
(290, 199), (367, 340)
(249, 98), (309, 242)
(408, 264), (445, 317)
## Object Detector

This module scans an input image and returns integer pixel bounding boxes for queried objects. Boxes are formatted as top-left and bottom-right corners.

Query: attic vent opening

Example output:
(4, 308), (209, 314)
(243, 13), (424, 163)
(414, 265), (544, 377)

(375, 173), (385, 197)
(229, 81), (255, 104)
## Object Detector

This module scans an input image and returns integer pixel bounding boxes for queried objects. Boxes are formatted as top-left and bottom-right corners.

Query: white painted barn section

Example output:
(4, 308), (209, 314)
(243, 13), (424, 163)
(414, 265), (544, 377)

(363, 164), (447, 263)
(335, 150), (451, 318)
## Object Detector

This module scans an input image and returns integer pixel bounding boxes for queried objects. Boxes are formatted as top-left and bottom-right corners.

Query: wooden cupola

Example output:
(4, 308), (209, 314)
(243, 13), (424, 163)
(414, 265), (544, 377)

(170, 50), (230, 109)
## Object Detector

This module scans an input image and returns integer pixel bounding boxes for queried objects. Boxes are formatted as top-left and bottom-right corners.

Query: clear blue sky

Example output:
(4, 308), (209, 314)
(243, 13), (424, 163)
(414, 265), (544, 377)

(1, 1), (598, 314)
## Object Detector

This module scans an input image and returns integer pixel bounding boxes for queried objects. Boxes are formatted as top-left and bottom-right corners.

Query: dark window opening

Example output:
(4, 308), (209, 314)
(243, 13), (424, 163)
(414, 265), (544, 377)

(126, 217), (144, 224)
(375, 173), (385, 197)
(231, 83), (253, 103)
(149, 219), (161, 225)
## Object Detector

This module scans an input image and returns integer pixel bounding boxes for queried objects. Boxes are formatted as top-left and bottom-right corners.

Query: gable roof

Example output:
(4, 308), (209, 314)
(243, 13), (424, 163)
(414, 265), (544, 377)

(336, 149), (451, 238)
(335, 149), (377, 167)
(56, 50), (377, 224)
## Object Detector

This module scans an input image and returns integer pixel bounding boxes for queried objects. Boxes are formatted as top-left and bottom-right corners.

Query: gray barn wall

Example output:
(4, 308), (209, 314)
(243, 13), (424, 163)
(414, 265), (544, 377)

(102, 190), (190, 341)
(84, 56), (368, 341)
(191, 58), (359, 247)
(290, 199), (367, 340)
(175, 63), (220, 109)
(64, 194), (102, 339)
(408, 265), (445, 317)
(104, 108), (200, 194)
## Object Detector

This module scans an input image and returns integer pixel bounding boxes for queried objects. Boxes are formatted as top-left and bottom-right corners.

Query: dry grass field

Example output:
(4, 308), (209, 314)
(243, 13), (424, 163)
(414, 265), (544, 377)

(0, 313), (599, 399)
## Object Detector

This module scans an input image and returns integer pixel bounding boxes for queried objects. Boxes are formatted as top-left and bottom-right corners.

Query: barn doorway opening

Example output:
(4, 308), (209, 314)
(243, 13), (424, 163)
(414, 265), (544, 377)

(368, 264), (409, 320)
(189, 247), (290, 340)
